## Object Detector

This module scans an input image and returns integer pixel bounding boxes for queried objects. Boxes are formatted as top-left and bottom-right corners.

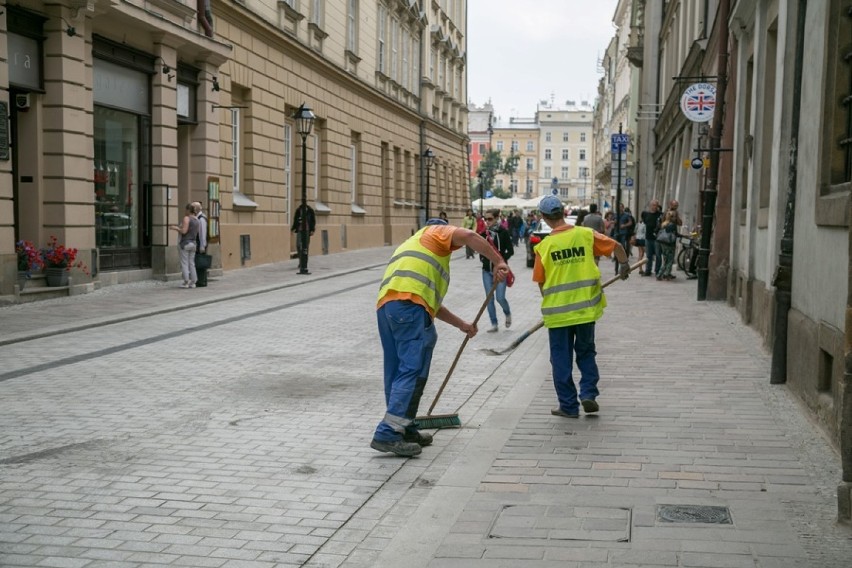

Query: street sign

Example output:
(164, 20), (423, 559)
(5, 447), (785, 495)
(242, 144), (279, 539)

(680, 82), (716, 123)
(625, 178), (634, 187)
(611, 133), (630, 145)
(486, 190), (493, 198)
(691, 158), (704, 170)
(551, 188), (559, 196)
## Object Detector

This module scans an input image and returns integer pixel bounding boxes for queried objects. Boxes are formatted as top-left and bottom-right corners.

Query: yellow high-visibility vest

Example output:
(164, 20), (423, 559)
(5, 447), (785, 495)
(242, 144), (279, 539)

(538, 226), (606, 328)
(377, 227), (451, 314)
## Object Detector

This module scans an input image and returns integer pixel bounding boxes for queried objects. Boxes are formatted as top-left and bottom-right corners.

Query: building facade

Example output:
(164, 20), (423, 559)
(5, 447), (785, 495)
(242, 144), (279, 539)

(535, 100), (594, 205)
(1, 0), (470, 300)
(625, 0), (851, 521)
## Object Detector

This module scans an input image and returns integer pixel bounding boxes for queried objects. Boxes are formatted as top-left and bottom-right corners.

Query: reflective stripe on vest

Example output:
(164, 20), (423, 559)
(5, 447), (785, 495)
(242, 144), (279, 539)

(538, 226), (606, 328)
(377, 227), (451, 313)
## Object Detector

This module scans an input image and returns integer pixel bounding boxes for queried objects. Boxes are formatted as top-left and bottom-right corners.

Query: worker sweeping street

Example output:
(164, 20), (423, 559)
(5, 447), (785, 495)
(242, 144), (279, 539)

(532, 196), (630, 418)
(372, 218), (509, 457)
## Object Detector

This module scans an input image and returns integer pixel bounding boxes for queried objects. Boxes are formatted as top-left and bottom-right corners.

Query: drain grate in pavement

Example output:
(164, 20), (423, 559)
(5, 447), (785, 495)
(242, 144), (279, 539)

(657, 505), (732, 524)
(489, 505), (631, 542)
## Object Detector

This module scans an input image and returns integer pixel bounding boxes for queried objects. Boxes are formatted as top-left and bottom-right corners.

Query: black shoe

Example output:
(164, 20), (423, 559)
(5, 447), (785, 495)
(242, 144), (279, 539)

(370, 439), (422, 457)
(581, 399), (599, 413)
(403, 430), (433, 446)
(551, 408), (580, 418)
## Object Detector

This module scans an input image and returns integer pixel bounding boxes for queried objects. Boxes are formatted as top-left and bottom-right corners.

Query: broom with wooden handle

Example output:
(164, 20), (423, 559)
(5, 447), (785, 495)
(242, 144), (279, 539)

(413, 279), (498, 430)
(481, 259), (647, 356)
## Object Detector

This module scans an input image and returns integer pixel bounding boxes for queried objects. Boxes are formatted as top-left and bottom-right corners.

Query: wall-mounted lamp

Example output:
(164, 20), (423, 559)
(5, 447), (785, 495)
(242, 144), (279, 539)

(211, 76), (220, 92)
(59, 17), (76, 37)
(154, 57), (173, 81)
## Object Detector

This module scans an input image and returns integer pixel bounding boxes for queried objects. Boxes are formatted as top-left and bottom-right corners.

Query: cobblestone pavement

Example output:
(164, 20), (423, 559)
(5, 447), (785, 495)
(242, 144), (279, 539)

(1, 247), (850, 567)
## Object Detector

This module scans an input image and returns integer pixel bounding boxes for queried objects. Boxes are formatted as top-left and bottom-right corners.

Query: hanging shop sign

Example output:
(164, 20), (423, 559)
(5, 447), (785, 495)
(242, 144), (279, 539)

(680, 82), (716, 123)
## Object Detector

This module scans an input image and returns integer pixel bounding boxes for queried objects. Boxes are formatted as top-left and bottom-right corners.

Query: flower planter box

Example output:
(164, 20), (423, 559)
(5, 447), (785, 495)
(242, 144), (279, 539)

(45, 267), (70, 287)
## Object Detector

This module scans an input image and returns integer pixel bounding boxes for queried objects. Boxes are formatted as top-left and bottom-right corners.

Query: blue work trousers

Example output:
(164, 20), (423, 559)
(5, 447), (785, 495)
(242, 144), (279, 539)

(548, 322), (600, 415)
(481, 270), (510, 326)
(374, 300), (437, 442)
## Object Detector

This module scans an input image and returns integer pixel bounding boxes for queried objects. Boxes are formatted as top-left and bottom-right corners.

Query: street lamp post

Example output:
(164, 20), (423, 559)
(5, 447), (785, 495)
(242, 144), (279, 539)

(423, 148), (435, 221)
(294, 103), (316, 275)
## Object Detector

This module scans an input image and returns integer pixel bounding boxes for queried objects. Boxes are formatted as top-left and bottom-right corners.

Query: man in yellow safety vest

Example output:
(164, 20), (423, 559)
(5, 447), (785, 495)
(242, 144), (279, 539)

(372, 218), (509, 457)
(532, 196), (630, 418)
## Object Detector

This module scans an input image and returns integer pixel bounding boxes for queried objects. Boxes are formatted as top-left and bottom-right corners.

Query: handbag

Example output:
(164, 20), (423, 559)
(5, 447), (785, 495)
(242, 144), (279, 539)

(635, 221), (646, 240)
(656, 225), (676, 244)
(485, 230), (515, 287)
(195, 252), (213, 270)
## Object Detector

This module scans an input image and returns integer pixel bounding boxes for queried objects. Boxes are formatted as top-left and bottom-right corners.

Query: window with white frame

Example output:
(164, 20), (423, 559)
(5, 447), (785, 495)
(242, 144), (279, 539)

(510, 179), (518, 193)
(526, 179), (533, 193)
(390, 14), (398, 81)
(377, 4), (387, 74)
(311, 133), (320, 201)
(526, 140), (534, 151)
(310, 0), (323, 26)
(562, 132), (569, 142)
(526, 157), (534, 170)
(561, 149), (569, 160)
(231, 108), (241, 193)
(560, 166), (569, 180)
(544, 149), (551, 160)
(544, 166), (551, 178)
(545, 132), (551, 142)
(401, 27), (409, 90)
(580, 132), (586, 142)
(350, 135), (360, 205)
(479, 143), (485, 154)
(430, 48), (436, 82)
(579, 149), (586, 161)
(284, 123), (292, 216)
(347, 0), (359, 53)
(496, 141), (504, 152)
(412, 35), (420, 85)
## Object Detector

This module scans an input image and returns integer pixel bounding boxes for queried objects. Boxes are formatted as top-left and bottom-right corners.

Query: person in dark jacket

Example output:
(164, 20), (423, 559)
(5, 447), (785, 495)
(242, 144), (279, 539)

(480, 208), (514, 332)
(291, 204), (316, 258)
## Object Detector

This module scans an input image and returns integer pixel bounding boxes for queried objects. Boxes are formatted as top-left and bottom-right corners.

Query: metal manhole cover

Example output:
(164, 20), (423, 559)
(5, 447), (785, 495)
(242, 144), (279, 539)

(657, 505), (732, 524)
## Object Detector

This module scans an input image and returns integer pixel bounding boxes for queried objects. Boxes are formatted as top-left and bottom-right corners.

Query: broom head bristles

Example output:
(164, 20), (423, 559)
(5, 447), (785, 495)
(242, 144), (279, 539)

(413, 414), (461, 429)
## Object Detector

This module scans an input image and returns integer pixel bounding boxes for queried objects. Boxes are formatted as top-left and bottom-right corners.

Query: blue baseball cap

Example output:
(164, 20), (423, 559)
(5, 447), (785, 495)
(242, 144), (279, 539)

(425, 218), (448, 226)
(539, 196), (563, 215)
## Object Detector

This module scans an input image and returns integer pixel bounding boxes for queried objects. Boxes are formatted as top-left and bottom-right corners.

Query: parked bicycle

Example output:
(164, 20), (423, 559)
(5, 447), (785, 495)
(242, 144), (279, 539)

(677, 230), (700, 279)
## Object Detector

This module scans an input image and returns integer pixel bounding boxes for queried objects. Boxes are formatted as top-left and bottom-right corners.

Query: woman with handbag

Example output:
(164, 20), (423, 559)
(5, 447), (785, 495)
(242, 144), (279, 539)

(480, 209), (514, 332)
(169, 203), (199, 288)
(656, 210), (678, 281)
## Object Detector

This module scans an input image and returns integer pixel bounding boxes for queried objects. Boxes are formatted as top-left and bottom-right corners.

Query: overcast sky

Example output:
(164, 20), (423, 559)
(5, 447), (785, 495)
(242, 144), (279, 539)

(467, 0), (620, 120)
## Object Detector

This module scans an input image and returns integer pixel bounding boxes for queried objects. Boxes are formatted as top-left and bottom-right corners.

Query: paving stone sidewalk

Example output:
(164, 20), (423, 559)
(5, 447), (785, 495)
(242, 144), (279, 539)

(1, 248), (850, 567)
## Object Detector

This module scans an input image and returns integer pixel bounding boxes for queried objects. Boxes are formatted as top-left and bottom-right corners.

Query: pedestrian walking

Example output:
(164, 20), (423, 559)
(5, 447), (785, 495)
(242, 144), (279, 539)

(532, 196), (629, 418)
(480, 209), (514, 333)
(372, 218), (509, 457)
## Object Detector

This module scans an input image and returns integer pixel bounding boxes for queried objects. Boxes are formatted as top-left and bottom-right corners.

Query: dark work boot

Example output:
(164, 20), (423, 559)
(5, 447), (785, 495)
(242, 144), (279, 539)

(403, 430), (433, 446)
(370, 439), (422, 457)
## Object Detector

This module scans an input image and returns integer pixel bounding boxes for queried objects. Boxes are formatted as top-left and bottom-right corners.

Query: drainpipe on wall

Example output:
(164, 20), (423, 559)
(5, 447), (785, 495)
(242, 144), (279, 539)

(696, 0), (730, 300)
(419, 120), (427, 228)
(197, 0), (213, 37)
(770, 0), (806, 385)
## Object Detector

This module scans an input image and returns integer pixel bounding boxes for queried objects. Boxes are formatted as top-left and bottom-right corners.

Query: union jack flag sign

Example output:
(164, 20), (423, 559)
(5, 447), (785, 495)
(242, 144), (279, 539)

(680, 83), (717, 123)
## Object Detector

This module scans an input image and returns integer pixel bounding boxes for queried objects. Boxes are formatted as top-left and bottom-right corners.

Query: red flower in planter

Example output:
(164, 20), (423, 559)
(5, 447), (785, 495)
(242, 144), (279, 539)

(40, 236), (90, 275)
